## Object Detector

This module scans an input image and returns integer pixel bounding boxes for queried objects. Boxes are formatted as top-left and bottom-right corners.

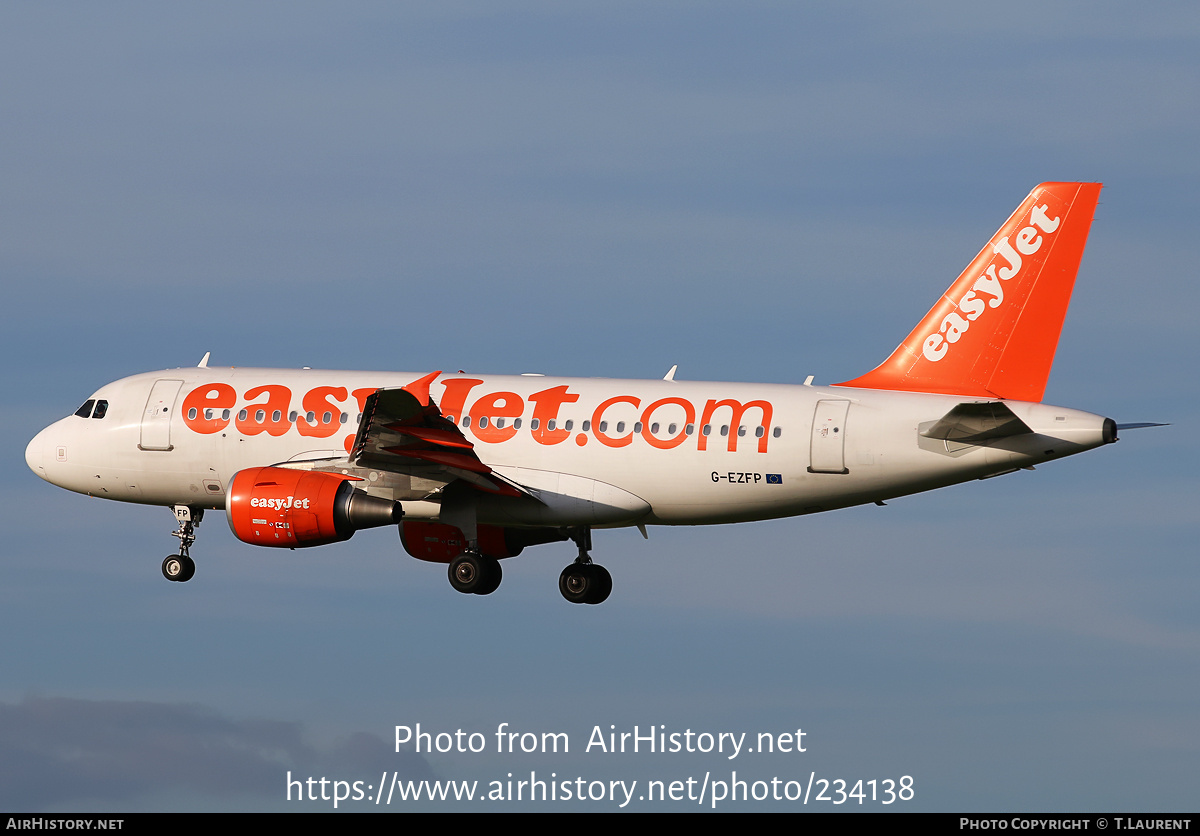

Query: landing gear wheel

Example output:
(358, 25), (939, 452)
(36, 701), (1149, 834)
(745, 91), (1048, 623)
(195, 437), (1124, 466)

(559, 563), (590, 603)
(177, 555), (196, 583)
(560, 563), (610, 604)
(162, 554), (195, 583)
(475, 558), (502, 595)
(449, 551), (489, 594)
(589, 564), (612, 604)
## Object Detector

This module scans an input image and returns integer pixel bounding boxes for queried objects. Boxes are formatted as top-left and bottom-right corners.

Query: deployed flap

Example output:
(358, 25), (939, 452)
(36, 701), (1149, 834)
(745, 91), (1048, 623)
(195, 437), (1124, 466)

(920, 401), (1033, 443)
(349, 373), (532, 499)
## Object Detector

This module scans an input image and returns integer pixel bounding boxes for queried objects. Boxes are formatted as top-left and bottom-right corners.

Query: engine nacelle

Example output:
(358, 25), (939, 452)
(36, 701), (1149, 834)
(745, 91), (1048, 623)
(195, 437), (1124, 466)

(226, 466), (401, 548)
(399, 520), (568, 563)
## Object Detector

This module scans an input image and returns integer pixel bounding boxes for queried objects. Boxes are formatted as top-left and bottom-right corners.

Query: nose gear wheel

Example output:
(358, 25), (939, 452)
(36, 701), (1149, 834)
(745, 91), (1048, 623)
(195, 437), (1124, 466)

(162, 554), (196, 582)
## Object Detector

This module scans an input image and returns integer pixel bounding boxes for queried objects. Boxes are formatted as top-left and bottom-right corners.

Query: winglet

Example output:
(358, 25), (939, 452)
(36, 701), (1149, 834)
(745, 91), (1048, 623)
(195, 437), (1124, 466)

(835, 183), (1102, 402)
(402, 371), (442, 406)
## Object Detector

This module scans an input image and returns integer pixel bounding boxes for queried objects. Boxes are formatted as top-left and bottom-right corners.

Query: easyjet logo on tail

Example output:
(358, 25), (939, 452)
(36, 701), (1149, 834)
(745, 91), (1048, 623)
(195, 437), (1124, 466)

(921, 203), (1060, 362)
(834, 181), (1101, 402)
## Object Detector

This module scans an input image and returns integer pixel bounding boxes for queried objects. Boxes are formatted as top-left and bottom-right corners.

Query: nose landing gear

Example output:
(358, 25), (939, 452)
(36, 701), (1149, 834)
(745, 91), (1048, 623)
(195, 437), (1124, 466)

(162, 505), (200, 583)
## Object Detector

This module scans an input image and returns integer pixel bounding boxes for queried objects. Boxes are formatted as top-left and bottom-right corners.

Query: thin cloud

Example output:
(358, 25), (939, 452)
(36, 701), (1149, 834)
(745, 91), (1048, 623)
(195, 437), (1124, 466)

(0, 696), (433, 809)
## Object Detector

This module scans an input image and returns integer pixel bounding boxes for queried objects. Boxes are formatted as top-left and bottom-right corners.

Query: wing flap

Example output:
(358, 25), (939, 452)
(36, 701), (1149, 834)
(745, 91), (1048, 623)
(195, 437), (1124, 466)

(350, 373), (538, 501)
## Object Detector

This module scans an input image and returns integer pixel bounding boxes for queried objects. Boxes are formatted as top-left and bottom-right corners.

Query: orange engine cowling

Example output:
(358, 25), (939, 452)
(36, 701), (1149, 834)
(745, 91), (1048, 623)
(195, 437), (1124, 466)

(226, 466), (401, 548)
(399, 520), (568, 563)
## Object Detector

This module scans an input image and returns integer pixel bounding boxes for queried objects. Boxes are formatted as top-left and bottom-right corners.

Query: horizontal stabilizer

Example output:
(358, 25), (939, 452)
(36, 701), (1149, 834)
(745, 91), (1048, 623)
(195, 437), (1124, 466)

(920, 401), (1033, 444)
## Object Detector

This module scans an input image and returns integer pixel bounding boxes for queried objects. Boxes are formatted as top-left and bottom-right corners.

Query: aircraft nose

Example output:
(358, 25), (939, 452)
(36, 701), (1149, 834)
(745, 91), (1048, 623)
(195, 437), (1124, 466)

(26, 427), (48, 480)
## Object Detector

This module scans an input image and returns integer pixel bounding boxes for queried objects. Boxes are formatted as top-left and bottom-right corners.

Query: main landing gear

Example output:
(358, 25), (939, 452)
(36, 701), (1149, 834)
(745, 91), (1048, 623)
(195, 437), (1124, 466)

(441, 525), (613, 604)
(559, 527), (611, 605)
(162, 505), (200, 583)
(447, 551), (503, 595)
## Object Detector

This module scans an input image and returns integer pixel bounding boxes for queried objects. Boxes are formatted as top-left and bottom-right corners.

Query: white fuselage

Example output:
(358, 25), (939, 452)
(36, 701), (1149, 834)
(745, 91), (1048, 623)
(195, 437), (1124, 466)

(25, 367), (1112, 529)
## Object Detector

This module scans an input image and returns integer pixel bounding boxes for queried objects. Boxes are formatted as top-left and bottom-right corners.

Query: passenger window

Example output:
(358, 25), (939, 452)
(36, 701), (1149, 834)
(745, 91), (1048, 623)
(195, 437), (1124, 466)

(755, 426), (764, 438)
(75, 399), (95, 418)
(531, 418), (540, 430)
(773, 427), (781, 438)
(564, 420), (573, 431)
(514, 418), (522, 429)
(721, 425), (729, 437)
(496, 418), (506, 429)
(187, 407), (198, 420)
(582, 420), (590, 432)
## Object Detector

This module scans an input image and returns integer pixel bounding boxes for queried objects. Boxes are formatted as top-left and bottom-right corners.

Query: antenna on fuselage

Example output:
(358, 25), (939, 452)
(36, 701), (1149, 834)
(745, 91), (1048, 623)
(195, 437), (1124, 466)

(197, 352), (210, 368)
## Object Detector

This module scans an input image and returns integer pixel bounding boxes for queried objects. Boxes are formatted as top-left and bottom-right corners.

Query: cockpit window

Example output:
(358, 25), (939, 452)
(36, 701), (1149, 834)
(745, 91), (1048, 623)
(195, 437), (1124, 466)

(75, 399), (95, 418)
(92, 400), (108, 419)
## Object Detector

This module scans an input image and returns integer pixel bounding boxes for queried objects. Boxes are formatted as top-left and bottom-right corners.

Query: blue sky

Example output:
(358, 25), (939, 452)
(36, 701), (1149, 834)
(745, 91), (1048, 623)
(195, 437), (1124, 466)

(2, 2), (1197, 811)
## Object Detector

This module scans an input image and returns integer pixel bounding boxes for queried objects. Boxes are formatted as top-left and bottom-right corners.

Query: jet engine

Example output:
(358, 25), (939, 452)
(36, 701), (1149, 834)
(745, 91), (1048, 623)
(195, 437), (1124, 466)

(226, 466), (401, 548)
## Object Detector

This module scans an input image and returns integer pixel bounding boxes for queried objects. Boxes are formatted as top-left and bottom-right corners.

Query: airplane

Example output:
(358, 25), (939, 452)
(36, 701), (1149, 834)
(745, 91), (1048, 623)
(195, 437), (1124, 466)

(25, 181), (1146, 605)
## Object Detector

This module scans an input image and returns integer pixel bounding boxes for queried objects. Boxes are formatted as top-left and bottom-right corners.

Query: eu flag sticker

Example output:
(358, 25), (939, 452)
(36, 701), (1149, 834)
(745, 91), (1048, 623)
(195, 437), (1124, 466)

(766, 473), (783, 484)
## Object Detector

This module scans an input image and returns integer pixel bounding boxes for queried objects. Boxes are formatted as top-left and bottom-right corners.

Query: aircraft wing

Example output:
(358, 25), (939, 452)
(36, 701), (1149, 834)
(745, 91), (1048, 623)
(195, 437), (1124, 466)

(349, 372), (531, 498)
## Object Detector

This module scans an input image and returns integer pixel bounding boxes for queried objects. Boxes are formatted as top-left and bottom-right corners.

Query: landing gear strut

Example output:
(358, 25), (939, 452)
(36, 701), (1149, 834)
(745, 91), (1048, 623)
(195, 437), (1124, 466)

(441, 487), (503, 596)
(163, 505), (200, 583)
(559, 527), (611, 605)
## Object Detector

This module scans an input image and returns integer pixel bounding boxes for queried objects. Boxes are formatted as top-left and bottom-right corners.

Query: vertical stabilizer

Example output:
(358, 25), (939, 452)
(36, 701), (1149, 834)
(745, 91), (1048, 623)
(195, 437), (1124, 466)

(835, 182), (1102, 402)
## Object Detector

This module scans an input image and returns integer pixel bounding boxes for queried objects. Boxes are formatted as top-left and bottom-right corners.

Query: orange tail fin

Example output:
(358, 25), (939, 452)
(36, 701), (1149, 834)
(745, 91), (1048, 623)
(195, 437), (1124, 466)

(836, 182), (1102, 402)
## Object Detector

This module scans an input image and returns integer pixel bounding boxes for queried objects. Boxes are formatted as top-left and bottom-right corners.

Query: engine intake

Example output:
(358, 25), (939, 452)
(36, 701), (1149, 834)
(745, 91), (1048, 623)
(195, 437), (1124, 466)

(226, 466), (401, 548)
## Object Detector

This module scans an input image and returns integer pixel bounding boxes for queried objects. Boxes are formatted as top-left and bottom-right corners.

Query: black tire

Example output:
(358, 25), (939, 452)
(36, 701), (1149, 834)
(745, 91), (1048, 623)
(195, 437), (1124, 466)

(162, 555), (184, 582)
(588, 564), (612, 604)
(559, 563), (595, 604)
(448, 552), (486, 594)
(474, 558), (503, 595)
(177, 556), (196, 583)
